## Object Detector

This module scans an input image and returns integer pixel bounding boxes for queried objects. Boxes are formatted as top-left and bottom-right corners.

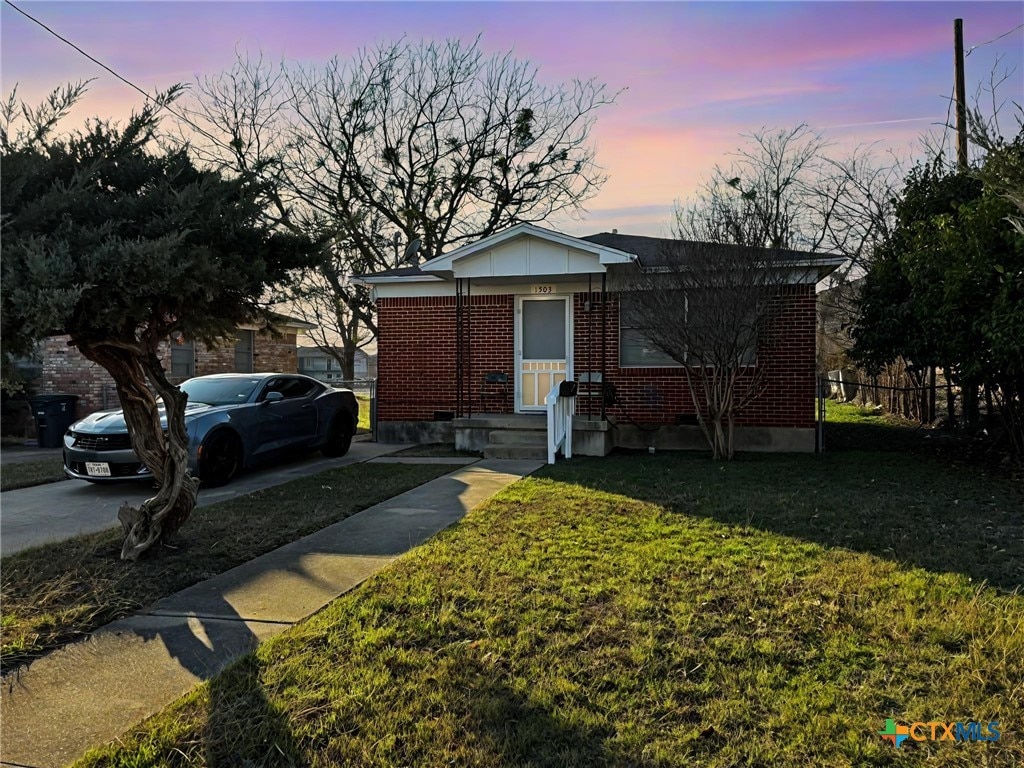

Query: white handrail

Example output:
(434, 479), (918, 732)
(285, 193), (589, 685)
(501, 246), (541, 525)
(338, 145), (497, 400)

(545, 383), (575, 464)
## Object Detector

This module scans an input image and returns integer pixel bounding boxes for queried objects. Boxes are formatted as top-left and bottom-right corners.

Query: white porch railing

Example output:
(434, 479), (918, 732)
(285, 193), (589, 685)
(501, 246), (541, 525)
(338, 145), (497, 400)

(545, 383), (575, 464)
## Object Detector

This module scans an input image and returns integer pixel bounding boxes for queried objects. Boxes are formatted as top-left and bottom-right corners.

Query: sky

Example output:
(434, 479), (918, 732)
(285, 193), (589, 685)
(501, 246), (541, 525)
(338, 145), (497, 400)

(2, 1), (1022, 237)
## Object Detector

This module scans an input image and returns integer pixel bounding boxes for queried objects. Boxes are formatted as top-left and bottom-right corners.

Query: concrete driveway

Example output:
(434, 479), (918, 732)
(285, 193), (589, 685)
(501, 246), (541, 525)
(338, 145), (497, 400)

(0, 441), (406, 556)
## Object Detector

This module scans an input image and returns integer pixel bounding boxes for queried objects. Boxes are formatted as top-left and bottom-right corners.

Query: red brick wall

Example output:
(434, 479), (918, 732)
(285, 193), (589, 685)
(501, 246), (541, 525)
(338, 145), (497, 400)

(38, 337), (120, 419)
(37, 331), (301, 418)
(376, 295), (515, 420)
(571, 285), (816, 428)
(377, 284), (817, 429)
(191, 343), (234, 378)
(253, 332), (300, 374)
(188, 331), (298, 379)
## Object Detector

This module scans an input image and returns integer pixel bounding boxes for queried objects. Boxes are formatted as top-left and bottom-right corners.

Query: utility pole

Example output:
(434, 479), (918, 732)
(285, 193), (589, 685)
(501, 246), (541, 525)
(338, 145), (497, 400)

(924, 19), (971, 426)
(954, 18), (968, 170)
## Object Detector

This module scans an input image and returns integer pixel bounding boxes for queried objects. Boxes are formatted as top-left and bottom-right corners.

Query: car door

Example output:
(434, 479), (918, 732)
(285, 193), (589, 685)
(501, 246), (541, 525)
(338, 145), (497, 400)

(255, 376), (321, 458)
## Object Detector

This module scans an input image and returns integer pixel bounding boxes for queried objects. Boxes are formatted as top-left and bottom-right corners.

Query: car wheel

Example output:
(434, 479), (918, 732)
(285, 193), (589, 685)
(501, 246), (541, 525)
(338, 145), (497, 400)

(322, 413), (354, 458)
(200, 431), (241, 487)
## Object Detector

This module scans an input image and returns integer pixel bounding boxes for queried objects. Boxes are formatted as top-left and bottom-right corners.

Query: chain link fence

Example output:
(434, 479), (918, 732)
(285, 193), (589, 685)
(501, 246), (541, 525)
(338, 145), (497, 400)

(328, 378), (377, 439)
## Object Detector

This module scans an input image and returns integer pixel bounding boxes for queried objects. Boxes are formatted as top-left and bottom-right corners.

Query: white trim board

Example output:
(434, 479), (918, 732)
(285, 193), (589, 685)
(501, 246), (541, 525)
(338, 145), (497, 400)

(372, 280), (599, 300)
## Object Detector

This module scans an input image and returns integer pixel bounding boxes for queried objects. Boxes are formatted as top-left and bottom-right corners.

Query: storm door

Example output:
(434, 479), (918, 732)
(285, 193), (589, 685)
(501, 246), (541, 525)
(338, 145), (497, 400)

(516, 296), (571, 411)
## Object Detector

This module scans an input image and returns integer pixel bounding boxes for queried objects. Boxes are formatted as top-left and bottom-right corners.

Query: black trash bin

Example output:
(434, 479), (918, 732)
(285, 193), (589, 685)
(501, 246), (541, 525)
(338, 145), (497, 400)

(28, 394), (79, 449)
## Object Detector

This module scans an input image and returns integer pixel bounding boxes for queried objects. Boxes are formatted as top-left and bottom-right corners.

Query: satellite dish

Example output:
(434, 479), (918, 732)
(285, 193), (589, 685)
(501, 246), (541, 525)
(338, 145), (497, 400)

(403, 238), (421, 264)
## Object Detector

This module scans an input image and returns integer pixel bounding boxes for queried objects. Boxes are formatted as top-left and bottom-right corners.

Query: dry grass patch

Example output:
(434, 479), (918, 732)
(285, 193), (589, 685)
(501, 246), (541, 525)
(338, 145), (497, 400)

(1, 462), (451, 666)
(1, 457), (66, 491)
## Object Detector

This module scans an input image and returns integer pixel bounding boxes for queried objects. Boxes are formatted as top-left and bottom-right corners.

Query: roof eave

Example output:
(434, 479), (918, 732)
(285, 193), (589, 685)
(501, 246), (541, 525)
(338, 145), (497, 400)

(352, 274), (446, 286)
(635, 254), (847, 282)
(599, 251), (636, 265)
(800, 255), (847, 281)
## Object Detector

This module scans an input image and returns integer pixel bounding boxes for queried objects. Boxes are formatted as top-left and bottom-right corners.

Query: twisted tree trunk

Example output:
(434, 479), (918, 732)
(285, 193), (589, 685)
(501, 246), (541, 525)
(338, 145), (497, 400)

(78, 342), (199, 560)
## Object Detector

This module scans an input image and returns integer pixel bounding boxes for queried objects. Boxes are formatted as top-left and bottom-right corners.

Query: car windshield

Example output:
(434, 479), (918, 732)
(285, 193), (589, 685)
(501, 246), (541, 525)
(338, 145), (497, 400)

(181, 377), (262, 406)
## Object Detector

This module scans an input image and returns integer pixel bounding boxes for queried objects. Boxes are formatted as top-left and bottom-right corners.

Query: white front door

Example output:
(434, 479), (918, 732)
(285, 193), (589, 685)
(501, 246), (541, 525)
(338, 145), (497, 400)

(516, 296), (572, 411)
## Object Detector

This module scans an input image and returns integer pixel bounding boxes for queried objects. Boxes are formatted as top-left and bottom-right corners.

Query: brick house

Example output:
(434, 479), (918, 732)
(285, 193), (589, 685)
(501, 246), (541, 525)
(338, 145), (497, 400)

(35, 316), (315, 418)
(358, 224), (843, 456)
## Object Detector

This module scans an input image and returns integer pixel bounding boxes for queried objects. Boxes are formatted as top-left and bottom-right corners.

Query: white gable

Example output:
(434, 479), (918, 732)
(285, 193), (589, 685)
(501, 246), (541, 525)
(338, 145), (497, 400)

(451, 234), (608, 278)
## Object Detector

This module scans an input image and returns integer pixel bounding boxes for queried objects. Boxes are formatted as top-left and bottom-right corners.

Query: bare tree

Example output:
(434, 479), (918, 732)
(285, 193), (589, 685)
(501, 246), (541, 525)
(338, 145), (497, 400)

(677, 125), (901, 275)
(676, 125), (831, 251)
(675, 125), (903, 385)
(966, 65), (1024, 233)
(620, 236), (811, 460)
(182, 40), (619, 377)
(286, 249), (376, 378)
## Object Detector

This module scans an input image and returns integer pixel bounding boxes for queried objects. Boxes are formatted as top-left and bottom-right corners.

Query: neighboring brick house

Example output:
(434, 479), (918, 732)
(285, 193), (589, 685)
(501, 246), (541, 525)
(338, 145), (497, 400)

(36, 316), (315, 418)
(358, 223), (843, 454)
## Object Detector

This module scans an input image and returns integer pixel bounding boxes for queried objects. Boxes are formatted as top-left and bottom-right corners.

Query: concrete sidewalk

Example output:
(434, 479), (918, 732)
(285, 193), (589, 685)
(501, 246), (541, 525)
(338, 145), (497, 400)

(0, 458), (541, 768)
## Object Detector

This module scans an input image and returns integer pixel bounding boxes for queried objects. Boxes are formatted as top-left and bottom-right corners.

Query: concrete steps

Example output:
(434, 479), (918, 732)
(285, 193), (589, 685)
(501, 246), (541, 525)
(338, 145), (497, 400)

(483, 428), (547, 460)
(454, 412), (612, 458)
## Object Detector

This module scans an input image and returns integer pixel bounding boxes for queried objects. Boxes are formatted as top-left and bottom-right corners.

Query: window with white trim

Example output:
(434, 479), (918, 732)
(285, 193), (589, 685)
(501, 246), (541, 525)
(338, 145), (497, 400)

(618, 298), (682, 368)
(618, 292), (758, 368)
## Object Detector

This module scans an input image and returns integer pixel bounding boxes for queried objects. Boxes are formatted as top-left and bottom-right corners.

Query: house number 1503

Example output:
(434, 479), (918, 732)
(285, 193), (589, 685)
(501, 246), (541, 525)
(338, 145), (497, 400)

(532, 285), (554, 294)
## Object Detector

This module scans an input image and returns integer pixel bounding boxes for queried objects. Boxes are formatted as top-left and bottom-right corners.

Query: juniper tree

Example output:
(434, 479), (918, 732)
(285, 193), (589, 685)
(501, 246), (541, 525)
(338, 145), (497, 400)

(1, 86), (315, 559)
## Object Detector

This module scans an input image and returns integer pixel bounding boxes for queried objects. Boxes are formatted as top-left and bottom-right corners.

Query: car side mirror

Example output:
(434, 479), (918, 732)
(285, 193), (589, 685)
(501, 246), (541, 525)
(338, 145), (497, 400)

(263, 391), (284, 405)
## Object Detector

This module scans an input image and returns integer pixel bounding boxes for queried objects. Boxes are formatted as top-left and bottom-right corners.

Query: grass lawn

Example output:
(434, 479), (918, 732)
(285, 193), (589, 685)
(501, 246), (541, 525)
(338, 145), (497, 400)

(825, 400), (924, 448)
(825, 400), (898, 424)
(1, 462), (452, 667)
(75, 436), (1023, 766)
(356, 395), (372, 432)
(0, 457), (66, 491)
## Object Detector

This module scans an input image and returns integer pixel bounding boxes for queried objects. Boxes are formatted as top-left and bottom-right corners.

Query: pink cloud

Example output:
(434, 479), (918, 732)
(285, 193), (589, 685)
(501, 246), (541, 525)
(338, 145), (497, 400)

(3, 0), (1021, 237)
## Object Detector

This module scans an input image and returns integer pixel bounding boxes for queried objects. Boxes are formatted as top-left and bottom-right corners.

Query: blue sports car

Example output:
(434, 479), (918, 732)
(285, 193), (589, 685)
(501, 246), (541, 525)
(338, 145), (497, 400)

(63, 373), (359, 486)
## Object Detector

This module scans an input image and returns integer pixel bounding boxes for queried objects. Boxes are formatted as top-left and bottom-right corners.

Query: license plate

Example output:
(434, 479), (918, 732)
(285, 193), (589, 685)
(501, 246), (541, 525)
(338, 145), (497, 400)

(85, 462), (111, 477)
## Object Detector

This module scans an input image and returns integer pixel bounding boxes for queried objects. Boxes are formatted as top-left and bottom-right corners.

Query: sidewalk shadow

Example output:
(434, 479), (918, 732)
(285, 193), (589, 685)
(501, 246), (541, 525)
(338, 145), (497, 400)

(131, 595), (299, 766)
(429, 655), (660, 767)
(290, 473), (474, 558)
(132, 598), (258, 679)
(200, 653), (300, 767)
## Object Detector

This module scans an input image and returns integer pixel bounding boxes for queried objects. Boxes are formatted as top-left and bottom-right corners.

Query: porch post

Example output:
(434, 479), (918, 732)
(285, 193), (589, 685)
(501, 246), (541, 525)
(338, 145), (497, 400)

(466, 278), (472, 417)
(601, 272), (608, 420)
(455, 279), (463, 418)
(587, 273), (594, 418)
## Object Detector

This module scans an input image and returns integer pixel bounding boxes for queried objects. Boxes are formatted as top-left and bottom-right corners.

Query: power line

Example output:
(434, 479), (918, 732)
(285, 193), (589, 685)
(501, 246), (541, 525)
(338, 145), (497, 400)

(3, 0), (159, 106)
(3, 0), (235, 156)
(966, 22), (1024, 56)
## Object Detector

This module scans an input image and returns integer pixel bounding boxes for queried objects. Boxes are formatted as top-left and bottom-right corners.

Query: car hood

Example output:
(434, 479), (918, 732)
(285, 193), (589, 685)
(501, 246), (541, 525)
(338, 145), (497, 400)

(70, 402), (222, 434)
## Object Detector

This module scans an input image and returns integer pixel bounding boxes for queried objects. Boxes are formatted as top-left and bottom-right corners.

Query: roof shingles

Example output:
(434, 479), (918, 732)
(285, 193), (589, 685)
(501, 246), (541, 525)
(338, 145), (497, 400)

(358, 230), (841, 280)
